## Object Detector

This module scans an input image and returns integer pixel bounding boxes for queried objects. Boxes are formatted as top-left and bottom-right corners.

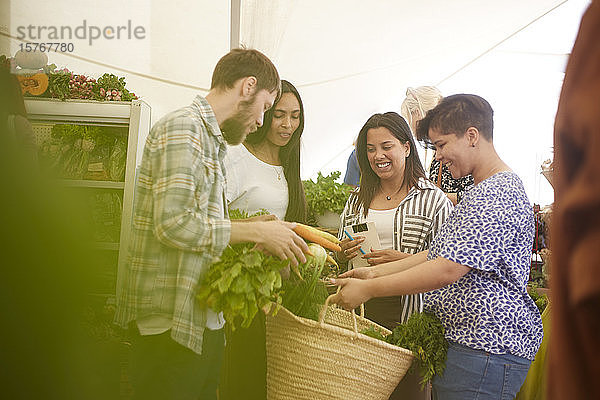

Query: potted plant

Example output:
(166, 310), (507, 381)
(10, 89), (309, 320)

(303, 171), (352, 229)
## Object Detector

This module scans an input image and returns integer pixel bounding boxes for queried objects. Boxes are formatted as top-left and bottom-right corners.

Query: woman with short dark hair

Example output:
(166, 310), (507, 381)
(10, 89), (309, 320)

(333, 94), (543, 400)
(401, 85), (474, 205)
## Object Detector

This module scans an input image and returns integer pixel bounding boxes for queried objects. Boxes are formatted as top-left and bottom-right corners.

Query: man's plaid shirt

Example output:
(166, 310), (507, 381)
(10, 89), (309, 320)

(115, 95), (231, 354)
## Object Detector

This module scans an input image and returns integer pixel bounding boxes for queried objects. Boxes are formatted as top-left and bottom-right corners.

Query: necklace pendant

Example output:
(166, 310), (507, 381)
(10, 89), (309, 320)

(386, 195), (391, 200)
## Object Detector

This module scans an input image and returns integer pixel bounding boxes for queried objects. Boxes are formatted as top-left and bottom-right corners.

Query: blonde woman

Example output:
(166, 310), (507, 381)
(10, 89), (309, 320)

(401, 86), (473, 205)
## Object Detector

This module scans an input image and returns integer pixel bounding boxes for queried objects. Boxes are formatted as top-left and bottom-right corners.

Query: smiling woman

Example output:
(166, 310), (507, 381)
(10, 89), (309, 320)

(336, 111), (452, 399)
(417, 94), (499, 185)
(332, 95), (543, 400)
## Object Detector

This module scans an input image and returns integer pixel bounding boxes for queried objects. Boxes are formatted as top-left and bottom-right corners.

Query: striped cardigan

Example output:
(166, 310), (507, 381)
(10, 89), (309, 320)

(338, 178), (453, 323)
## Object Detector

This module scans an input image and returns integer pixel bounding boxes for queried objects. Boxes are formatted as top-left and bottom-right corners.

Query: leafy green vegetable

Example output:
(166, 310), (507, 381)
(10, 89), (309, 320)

(303, 171), (352, 220)
(361, 325), (386, 341)
(280, 243), (329, 321)
(361, 312), (447, 388)
(198, 209), (332, 329)
(108, 138), (127, 181)
(197, 243), (288, 330)
(52, 124), (102, 143)
(43, 124), (127, 180)
(227, 208), (269, 220)
(47, 70), (71, 100)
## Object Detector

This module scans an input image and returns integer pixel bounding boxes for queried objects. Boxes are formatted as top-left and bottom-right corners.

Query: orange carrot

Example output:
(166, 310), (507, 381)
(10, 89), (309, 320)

(293, 224), (342, 252)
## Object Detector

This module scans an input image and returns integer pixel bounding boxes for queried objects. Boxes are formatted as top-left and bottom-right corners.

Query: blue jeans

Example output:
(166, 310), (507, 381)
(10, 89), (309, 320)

(432, 341), (531, 400)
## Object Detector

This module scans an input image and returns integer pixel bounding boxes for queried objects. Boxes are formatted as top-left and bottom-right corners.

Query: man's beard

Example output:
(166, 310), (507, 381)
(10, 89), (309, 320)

(221, 97), (257, 145)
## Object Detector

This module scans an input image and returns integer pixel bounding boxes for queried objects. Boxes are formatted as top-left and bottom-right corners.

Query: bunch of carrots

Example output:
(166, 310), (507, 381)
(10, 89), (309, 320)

(292, 223), (341, 252)
(291, 223), (340, 279)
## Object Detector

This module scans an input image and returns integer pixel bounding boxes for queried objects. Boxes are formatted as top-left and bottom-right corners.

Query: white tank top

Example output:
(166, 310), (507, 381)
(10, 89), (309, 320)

(366, 208), (397, 250)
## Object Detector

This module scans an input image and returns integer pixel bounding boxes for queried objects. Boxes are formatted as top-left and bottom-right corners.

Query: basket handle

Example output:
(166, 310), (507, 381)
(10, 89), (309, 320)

(328, 285), (365, 318)
(319, 293), (365, 336)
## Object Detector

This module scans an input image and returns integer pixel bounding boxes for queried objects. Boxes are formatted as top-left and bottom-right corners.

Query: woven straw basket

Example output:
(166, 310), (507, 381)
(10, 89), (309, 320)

(265, 294), (414, 400)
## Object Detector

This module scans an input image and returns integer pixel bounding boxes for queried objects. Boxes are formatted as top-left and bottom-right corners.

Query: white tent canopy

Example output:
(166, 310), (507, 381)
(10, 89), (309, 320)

(3, 0), (590, 205)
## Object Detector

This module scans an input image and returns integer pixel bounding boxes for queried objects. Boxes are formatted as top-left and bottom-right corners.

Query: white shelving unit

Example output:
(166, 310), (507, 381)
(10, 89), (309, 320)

(25, 98), (151, 297)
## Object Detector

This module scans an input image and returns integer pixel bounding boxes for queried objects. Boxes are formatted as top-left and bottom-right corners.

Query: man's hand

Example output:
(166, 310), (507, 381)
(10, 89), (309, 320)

(254, 221), (308, 267)
(252, 243), (291, 279)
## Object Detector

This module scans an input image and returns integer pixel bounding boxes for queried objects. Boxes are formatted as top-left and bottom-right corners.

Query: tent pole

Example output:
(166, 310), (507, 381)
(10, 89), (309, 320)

(230, 0), (241, 50)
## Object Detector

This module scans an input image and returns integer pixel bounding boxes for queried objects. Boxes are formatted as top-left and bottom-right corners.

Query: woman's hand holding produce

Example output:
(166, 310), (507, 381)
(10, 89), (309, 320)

(329, 277), (372, 310)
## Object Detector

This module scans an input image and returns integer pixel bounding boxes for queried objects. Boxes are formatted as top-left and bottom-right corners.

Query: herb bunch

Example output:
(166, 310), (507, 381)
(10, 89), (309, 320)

(198, 208), (333, 328)
(362, 312), (447, 388)
(280, 243), (329, 321)
(46, 68), (71, 100)
(196, 243), (288, 330)
(227, 208), (269, 220)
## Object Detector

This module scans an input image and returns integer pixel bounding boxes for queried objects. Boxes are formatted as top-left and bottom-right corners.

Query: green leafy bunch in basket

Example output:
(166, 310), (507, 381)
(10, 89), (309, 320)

(197, 209), (331, 330)
(197, 241), (330, 330)
(197, 242), (288, 330)
(279, 243), (329, 321)
(362, 312), (447, 388)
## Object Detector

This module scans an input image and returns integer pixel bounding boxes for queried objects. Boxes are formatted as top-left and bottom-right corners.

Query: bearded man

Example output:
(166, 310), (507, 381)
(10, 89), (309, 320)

(115, 48), (308, 400)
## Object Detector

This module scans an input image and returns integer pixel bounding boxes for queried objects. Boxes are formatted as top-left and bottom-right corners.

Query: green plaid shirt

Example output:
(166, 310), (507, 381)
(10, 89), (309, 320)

(115, 95), (231, 354)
